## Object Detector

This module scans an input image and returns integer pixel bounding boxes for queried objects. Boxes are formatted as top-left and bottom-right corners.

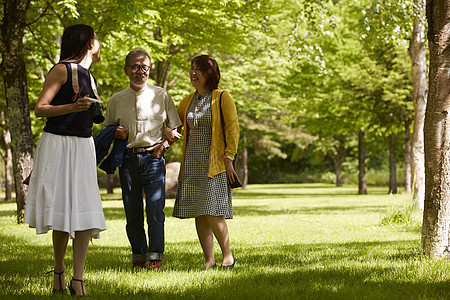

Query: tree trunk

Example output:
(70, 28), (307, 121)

(242, 133), (248, 189)
(106, 174), (114, 194)
(358, 130), (367, 195)
(151, 26), (172, 89)
(2, 128), (13, 202)
(410, 0), (428, 209)
(404, 119), (412, 194)
(422, 0), (450, 258)
(1, 0), (34, 222)
(388, 132), (397, 194)
(1, 111), (13, 202)
(152, 60), (171, 89)
(331, 135), (346, 187)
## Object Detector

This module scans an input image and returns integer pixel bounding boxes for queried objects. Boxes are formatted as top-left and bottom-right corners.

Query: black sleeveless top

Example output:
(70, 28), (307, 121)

(43, 63), (95, 137)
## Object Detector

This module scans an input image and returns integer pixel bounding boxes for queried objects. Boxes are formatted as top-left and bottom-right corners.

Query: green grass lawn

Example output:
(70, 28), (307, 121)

(0, 183), (448, 299)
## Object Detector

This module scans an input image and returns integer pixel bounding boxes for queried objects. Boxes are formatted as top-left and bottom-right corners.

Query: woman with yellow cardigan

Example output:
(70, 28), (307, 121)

(173, 55), (239, 269)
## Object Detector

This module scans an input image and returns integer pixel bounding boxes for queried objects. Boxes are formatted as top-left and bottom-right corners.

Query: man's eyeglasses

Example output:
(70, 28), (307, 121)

(128, 64), (150, 72)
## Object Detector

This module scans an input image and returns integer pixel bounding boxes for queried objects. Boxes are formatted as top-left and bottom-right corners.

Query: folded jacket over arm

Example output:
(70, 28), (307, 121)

(94, 125), (128, 174)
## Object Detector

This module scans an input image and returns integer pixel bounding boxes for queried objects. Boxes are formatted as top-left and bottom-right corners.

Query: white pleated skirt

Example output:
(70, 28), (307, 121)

(24, 132), (106, 239)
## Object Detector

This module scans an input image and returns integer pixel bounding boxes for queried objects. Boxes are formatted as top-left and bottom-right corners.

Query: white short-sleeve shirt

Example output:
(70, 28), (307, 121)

(104, 85), (182, 148)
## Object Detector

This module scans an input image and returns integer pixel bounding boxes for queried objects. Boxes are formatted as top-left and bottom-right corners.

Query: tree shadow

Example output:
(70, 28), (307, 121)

(105, 200), (390, 219)
(231, 204), (389, 217)
(102, 207), (126, 220)
(0, 183), (436, 299)
(0, 225), (446, 299)
(0, 209), (16, 217)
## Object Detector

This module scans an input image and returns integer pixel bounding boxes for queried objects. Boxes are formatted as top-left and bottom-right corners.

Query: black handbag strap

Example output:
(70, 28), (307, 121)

(219, 91), (227, 148)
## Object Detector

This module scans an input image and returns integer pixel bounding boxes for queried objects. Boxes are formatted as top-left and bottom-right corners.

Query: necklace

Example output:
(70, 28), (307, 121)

(192, 93), (210, 127)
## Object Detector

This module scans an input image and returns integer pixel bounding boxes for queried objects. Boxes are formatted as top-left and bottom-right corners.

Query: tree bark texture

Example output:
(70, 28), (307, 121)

(388, 132), (397, 194)
(422, 0), (450, 258)
(1, 0), (34, 221)
(404, 120), (412, 194)
(358, 130), (367, 194)
(410, 0), (428, 209)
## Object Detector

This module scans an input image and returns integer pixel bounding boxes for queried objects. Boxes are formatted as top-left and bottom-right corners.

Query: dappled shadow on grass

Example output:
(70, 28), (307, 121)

(148, 240), (445, 299)
(102, 207), (126, 220)
(0, 183), (437, 299)
(219, 241), (446, 299)
(100, 193), (123, 201)
(2, 229), (448, 299)
(232, 204), (388, 217)
(0, 233), (60, 296)
(235, 193), (362, 200)
(104, 199), (385, 219)
(53, 240), (450, 298)
(233, 190), (391, 200)
(103, 206), (175, 221)
(0, 201), (16, 217)
(87, 240), (204, 272)
(0, 209), (16, 217)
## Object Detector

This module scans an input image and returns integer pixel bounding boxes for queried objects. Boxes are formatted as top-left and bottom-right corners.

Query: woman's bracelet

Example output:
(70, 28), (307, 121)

(226, 155), (234, 161)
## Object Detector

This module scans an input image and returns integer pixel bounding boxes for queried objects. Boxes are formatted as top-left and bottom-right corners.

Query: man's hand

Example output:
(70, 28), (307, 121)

(149, 143), (165, 159)
(114, 125), (129, 140)
(163, 126), (181, 143)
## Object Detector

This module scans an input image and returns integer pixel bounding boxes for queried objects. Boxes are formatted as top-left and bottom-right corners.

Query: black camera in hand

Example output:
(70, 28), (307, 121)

(86, 97), (105, 124)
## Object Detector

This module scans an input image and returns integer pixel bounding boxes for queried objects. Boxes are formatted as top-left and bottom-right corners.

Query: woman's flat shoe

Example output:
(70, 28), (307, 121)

(221, 260), (236, 269)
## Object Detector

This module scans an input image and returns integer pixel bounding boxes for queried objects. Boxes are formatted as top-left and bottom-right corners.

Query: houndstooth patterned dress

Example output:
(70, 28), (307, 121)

(173, 92), (233, 219)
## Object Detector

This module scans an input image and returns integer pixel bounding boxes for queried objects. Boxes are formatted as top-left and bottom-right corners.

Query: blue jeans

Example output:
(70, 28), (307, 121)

(119, 151), (165, 262)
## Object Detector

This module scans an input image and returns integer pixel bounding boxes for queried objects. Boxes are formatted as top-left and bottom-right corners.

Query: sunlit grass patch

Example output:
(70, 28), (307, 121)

(0, 184), (448, 299)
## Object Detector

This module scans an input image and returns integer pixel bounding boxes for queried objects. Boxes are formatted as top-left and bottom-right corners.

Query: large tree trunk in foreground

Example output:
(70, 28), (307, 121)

(422, 0), (450, 258)
(1, 0), (34, 222)
(358, 130), (367, 195)
(410, 0), (427, 209)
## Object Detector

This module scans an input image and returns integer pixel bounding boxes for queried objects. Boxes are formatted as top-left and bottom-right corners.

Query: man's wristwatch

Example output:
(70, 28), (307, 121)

(161, 141), (170, 151)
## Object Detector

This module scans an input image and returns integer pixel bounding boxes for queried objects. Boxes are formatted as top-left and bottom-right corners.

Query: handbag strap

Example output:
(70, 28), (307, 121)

(219, 91), (227, 148)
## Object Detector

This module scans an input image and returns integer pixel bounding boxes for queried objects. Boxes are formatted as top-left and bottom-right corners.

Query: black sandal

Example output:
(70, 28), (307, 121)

(221, 259), (236, 269)
(69, 278), (87, 297)
(46, 269), (67, 294)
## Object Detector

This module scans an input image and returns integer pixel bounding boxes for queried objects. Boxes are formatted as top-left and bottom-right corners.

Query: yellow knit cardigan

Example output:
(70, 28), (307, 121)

(177, 89), (239, 180)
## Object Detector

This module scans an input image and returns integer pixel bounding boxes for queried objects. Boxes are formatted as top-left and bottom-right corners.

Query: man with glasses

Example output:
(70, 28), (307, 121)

(104, 49), (181, 271)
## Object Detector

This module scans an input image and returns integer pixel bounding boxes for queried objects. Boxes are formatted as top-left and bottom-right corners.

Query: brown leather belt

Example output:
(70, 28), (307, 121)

(128, 147), (152, 154)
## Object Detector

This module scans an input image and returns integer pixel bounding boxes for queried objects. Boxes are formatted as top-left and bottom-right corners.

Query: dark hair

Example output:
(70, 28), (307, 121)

(191, 55), (220, 91)
(60, 24), (95, 63)
(125, 49), (151, 66)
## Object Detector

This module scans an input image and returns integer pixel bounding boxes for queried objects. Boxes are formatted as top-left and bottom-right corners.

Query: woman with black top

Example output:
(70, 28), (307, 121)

(24, 24), (106, 297)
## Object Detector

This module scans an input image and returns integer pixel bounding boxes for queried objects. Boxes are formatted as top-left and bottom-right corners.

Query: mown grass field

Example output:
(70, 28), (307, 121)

(0, 183), (448, 299)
